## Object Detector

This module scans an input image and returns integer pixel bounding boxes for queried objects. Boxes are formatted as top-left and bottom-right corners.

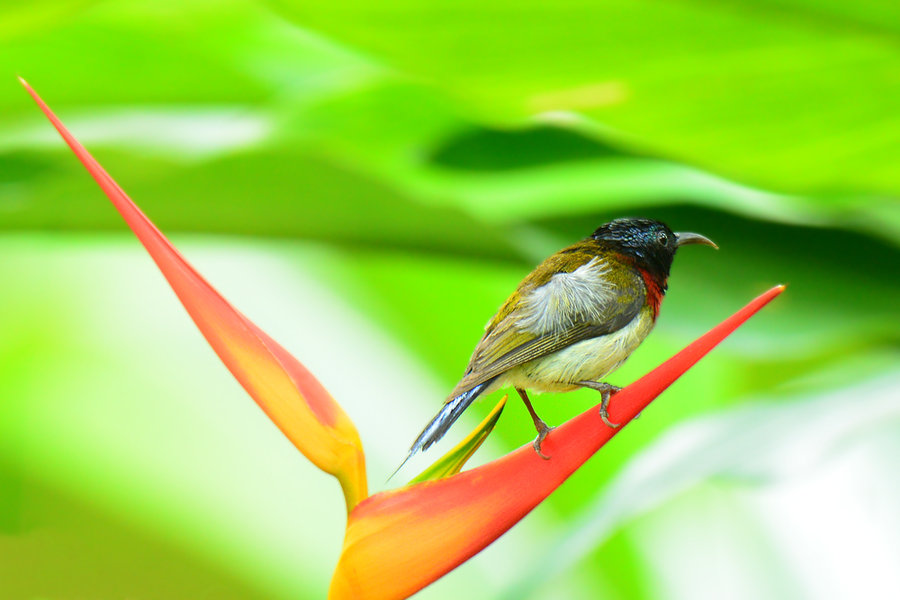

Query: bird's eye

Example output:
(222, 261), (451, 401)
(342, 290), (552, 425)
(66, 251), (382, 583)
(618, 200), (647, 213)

(657, 231), (669, 245)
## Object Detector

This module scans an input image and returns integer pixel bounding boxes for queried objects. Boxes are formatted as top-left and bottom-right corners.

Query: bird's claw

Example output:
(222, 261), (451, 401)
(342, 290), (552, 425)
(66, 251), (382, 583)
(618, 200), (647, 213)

(532, 424), (553, 460)
(599, 390), (621, 429)
(577, 381), (622, 427)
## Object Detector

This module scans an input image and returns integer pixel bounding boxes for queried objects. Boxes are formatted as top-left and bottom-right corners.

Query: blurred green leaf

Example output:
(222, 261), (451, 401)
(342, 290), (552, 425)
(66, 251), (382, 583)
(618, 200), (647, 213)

(3, 0), (897, 246)
(0, 147), (521, 259)
(271, 0), (900, 197)
(3, 1), (900, 598)
(0, 1), (98, 42)
(0, 476), (269, 599)
(506, 368), (900, 599)
(279, 78), (900, 244)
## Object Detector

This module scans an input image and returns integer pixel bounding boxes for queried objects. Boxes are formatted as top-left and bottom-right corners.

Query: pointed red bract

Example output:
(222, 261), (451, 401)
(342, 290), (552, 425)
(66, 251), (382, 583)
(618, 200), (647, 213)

(330, 285), (784, 599)
(21, 78), (368, 511)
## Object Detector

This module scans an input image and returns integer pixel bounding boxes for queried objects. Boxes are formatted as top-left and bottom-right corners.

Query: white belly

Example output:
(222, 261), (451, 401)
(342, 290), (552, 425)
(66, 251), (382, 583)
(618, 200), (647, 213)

(503, 308), (655, 393)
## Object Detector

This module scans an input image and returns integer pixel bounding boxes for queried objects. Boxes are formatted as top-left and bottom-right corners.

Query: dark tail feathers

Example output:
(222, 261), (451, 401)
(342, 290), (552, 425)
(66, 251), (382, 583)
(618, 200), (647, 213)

(389, 379), (494, 480)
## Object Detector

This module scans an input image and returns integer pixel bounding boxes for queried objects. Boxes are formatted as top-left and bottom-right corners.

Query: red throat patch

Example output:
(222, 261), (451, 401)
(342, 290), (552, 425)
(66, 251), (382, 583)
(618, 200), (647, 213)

(639, 269), (665, 318)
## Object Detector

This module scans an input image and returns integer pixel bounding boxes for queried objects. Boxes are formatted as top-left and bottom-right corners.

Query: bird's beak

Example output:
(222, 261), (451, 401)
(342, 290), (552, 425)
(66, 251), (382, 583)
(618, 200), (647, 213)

(675, 232), (718, 249)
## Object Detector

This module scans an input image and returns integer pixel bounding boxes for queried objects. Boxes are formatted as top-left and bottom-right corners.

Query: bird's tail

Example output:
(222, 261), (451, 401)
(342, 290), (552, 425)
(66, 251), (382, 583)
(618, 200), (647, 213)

(389, 379), (494, 480)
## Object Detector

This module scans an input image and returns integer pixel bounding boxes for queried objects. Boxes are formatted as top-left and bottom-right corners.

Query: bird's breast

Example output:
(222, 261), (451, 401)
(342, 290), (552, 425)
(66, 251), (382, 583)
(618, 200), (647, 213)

(505, 307), (656, 393)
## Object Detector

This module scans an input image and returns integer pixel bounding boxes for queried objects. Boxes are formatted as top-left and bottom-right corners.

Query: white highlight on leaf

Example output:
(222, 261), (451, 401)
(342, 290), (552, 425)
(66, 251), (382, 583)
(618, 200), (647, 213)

(2, 108), (272, 161)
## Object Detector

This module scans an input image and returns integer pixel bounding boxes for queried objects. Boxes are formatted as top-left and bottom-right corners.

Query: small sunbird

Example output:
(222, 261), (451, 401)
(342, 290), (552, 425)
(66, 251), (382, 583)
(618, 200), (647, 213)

(396, 218), (717, 473)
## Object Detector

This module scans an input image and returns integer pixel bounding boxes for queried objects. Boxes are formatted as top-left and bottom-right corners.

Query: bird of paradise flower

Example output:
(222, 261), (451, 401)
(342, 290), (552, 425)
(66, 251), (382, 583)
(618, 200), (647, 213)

(21, 78), (784, 600)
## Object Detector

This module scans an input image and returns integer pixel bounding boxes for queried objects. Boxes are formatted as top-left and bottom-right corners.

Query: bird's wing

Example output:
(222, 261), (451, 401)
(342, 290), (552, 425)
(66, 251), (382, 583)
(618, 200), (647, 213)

(449, 257), (646, 397)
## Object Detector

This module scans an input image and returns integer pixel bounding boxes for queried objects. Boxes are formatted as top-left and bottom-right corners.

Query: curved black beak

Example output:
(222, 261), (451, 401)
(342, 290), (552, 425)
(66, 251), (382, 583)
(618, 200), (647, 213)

(675, 231), (718, 250)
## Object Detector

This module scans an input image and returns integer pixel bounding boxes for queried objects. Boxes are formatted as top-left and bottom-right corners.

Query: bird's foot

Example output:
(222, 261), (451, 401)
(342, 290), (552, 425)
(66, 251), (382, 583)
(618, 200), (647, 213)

(578, 381), (622, 428)
(517, 387), (554, 459)
(532, 422), (554, 460)
(599, 391), (621, 429)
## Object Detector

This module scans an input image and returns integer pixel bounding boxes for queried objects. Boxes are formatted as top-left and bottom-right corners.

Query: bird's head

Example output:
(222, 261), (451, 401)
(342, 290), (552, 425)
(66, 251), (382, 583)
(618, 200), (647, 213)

(591, 217), (717, 283)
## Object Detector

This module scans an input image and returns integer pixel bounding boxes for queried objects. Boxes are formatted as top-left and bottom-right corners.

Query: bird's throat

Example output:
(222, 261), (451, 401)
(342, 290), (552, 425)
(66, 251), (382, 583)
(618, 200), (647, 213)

(639, 268), (666, 318)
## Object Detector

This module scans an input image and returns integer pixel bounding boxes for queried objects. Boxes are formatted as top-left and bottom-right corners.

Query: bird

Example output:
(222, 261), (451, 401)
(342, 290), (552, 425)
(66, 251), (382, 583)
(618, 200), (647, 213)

(394, 217), (716, 475)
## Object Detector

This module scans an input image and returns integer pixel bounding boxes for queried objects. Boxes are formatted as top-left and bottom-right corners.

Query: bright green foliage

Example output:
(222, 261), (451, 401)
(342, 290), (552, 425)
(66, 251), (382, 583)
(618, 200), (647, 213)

(1, 0), (898, 598)
(271, 0), (900, 197)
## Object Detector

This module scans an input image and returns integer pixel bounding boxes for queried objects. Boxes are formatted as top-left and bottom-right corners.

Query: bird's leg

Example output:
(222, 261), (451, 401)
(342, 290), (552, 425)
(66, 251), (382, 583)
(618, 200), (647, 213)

(577, 381), (622, 428)
(516, 388), (553, 460)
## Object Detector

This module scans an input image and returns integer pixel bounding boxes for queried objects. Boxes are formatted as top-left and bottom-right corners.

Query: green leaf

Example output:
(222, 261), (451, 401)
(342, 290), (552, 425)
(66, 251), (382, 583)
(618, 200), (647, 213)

(5, 0), (897, 244)
(271, 0), (900, 196)
(505, 365), (900, 599)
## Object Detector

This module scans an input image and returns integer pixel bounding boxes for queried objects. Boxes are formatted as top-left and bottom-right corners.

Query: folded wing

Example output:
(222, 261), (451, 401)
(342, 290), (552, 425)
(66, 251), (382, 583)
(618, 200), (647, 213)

(450, 256), (645, 398)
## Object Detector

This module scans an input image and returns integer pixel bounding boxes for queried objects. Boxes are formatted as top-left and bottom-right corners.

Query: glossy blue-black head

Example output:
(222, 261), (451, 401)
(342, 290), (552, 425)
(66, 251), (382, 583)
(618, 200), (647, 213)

(591, 218), (716, 281)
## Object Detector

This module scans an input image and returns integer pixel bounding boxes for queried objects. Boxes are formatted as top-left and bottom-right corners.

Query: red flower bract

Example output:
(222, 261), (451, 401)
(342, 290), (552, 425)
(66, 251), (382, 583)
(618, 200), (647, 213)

(331, 285), (783, 599)
(20, 77), (368, 511)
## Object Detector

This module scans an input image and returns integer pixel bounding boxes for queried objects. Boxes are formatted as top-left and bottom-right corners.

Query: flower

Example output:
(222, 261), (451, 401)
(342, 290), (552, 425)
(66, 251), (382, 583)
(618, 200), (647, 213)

(22, 78), (784, 600)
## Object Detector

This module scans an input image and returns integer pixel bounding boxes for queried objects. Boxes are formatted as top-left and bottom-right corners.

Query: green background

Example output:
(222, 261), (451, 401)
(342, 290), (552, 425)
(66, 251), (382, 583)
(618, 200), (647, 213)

(1, 1), (899, 598)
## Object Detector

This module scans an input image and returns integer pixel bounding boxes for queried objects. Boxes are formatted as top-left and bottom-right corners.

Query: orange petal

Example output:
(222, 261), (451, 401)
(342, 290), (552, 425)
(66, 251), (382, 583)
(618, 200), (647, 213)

(20, 78), (368, 511)
(330, 285), (785, 599)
